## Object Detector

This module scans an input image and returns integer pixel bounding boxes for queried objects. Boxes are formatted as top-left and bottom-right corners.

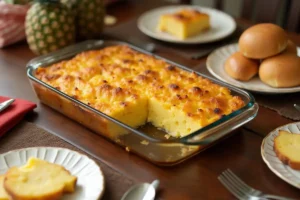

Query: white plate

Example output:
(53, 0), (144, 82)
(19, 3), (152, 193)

(0, 147), (105, 200)
(261, 122), (300, 189)
(207, 43), (300, 94)
(137, 5), (236, 44)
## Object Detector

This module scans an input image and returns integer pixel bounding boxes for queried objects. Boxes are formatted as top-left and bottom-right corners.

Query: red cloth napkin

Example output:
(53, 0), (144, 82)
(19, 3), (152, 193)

(0, 1), (30, 48)
(0, 96), (36, 137)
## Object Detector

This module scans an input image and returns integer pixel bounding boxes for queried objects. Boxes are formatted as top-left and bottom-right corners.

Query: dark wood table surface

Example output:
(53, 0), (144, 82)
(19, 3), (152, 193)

(1, 0), (300, 199)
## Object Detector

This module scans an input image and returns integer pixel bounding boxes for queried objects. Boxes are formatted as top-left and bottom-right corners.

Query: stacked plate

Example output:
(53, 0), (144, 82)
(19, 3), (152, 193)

(206, 43), (300, 94)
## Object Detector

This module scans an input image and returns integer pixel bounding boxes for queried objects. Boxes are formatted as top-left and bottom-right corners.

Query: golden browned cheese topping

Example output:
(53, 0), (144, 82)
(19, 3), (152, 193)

(35, 45), (245, 131)
(168, 9), (209, 22)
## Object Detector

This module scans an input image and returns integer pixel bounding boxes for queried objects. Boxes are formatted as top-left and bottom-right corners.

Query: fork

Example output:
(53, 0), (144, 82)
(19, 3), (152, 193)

(218, 169), (296, 200)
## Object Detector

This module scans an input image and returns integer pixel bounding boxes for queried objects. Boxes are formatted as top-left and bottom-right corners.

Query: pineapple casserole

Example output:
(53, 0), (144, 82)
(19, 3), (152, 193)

(35, 45), (245, 137)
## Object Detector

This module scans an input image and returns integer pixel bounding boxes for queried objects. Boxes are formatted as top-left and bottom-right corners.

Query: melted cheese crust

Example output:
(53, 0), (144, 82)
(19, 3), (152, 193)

(163, 9), (209, 23)
(35, 45), (244, 137)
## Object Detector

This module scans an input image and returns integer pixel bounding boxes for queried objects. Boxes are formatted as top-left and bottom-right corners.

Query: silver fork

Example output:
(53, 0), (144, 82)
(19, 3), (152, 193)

(218, 169), (296, 200)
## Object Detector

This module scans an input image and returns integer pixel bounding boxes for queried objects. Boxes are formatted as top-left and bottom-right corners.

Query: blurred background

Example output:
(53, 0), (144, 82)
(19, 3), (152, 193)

(168, 0), (299, 32)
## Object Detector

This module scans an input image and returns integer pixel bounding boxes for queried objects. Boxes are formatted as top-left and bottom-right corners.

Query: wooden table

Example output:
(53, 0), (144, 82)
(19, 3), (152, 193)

(1, 1), (300, 199)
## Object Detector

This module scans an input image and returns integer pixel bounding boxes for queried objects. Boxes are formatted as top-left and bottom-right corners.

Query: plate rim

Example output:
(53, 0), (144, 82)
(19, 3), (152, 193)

(206, 43), (300, 94)
(261, 122), (300, 189)
(0, 146), (105, 200)
(137, 5), (237, 44)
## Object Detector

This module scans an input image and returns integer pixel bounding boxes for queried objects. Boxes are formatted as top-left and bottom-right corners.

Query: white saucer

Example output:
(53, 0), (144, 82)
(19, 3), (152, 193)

(137, 5), (236, 44)
(261, 122), (300, 189)
(206, 43), (300, 94)
(0, 147), (105, 200)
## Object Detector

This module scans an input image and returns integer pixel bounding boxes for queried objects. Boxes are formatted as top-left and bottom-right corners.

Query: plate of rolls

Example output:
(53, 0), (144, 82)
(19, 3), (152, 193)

(207, 23), (300, 94)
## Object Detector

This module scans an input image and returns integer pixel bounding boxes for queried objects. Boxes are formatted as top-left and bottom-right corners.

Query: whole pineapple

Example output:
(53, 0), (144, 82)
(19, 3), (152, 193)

(61, 0), (105, 40)
(25, 0), (75, 55)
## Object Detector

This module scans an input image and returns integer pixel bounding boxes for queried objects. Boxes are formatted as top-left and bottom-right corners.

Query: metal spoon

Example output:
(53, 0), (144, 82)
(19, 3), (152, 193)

(127, 37), (157, 53)
(121, 180), (160, 200)
(294, 104), (300, 112)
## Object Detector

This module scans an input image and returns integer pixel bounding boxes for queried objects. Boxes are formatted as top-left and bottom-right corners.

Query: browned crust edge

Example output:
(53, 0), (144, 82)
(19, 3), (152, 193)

(4, 177), (63, 200)
(273, 132), (300, 170)
(0, 175), (10, 200)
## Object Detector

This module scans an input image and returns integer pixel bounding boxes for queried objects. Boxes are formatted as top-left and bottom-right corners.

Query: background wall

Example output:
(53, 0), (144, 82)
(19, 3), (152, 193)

(191, 0), (287, 26)
(192, 0), (242, 17)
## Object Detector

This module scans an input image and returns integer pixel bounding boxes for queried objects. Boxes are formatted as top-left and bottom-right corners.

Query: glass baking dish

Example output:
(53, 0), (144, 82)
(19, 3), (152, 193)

(26, 40), (258, 166)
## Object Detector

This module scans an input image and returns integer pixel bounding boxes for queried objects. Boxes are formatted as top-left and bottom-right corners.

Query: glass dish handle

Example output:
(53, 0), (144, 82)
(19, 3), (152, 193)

(181, 103), (259, 145)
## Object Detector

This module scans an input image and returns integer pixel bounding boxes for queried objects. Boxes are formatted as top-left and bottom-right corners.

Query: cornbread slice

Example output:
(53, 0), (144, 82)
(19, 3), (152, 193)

(0, 175), (9, 200)
(4, 157), (77, 200)
(274, 130), (300, 170)
(35, 45), (244, 138)
(158, 9), (210, 39)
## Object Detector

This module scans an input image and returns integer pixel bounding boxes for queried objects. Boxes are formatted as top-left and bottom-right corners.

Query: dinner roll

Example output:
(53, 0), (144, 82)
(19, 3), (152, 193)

(259, 54), (300, 88)
(283, 40), (297, 55)
(239, 23), (288, 59)
(224, 52), (259, 81)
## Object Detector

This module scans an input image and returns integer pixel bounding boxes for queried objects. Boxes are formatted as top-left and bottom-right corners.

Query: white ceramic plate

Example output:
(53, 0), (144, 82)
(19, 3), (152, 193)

(137, 5), (236, 44)
(261, 122), (300, 189)
(207, 43), (300, 94)
(0, 147), (104, 200)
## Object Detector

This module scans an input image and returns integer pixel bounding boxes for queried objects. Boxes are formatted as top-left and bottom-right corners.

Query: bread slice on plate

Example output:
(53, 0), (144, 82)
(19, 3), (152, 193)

(4, 157), (77, 200)
(274, 130), (300, 170)
(0, 175), (10, 200)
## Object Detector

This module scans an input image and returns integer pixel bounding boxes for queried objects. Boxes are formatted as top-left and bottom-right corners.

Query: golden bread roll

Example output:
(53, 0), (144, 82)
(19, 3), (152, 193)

(224, 52), (259, 81)
(239, 23), (288, 59)
(274, 130), (300, 170)
(259, 53), (300, 88)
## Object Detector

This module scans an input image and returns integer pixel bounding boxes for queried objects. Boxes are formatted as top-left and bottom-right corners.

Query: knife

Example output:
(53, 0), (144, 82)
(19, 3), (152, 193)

(0, 99), (15, 113)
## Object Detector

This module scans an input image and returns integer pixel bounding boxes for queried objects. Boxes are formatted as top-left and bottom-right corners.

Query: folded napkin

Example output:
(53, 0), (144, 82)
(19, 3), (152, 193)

(0, 1), (29, 48)
(0, 96), (36, 137)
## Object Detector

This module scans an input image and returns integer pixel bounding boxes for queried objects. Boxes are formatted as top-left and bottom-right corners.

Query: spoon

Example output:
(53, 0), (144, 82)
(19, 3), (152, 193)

(127, 37), (157, 53)
(294, 104), (300, 112)
(121, 179), (160, 200)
